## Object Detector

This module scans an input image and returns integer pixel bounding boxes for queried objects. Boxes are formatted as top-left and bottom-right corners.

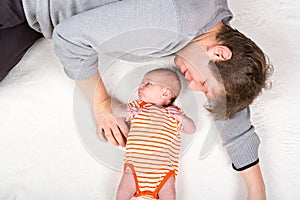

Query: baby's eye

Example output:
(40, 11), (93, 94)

(141, 81), (152, 87)
(145, 82), (152, 86)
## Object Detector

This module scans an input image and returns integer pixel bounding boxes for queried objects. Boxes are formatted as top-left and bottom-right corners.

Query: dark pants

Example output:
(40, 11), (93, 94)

(0, 0), (42, 81)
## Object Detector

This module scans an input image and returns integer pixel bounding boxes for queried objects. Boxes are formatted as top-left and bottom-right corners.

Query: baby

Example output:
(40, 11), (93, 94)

(116, 68), (196, 200)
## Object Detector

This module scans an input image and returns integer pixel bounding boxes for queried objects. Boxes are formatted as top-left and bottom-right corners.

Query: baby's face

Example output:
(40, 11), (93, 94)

(138, 72), (171, 105)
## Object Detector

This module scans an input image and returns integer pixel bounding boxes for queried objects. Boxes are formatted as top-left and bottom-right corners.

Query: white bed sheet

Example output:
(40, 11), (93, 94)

(1, 1), (300, 199)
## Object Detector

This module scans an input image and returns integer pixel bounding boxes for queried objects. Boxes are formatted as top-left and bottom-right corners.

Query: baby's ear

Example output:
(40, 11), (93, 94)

(161, 88), (172, 100)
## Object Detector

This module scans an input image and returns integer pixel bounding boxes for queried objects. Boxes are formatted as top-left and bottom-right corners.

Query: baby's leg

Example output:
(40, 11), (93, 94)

(158, 175), (176, 200)
(117, 167), (137, 200)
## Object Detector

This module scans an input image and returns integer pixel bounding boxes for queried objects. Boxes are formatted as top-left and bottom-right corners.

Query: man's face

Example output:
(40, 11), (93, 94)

(174, 55), (208, 93)
(174, 42), (225, 100)
(174, 41), (211, 96)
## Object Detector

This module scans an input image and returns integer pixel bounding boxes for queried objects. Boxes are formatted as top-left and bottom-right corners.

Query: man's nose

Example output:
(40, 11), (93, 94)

(184, 71), (192, 80)
(181, 67), (187, 75)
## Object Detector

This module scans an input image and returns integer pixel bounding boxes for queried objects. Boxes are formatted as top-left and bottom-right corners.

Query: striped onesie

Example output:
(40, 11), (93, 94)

(124, 100), (183, 200)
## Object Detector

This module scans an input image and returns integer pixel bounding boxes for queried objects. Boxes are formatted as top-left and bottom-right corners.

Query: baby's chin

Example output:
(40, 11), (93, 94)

(138, 92), (143, 100)
(139, 97), (154, 104)
(139, 96), (146, 102)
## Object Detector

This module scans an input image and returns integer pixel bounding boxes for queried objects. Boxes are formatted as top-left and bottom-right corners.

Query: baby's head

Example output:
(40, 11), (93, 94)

(138, 68), (181, 106)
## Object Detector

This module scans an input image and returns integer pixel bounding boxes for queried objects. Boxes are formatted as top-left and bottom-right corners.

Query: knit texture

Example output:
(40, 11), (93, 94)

(22, 0), (232, 80)
(21, 0), (260, 170)
(215, 107), (260, 170)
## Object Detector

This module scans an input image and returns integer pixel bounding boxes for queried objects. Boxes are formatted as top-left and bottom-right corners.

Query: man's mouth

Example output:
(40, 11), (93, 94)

(184, 75), (192, 82)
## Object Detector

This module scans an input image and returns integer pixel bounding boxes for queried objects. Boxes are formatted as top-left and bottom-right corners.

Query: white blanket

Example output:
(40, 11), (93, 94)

(1, 1), (300, 199)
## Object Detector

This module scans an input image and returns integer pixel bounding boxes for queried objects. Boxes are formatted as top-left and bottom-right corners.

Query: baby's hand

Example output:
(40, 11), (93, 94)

(167, 107), (183, 122)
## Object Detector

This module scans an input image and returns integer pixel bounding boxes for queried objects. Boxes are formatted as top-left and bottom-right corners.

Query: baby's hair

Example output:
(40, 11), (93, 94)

(146, 67), (182, 95)
(145, 67), (181, 105)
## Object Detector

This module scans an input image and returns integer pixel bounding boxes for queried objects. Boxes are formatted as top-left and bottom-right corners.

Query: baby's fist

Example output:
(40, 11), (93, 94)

(167, 106), (183, 122)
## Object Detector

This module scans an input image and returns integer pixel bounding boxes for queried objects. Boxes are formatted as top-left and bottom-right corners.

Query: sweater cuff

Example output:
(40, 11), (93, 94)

(225, 130), (261, 170)
(63, 66), (98, 80)
(232, 159), (259, 171)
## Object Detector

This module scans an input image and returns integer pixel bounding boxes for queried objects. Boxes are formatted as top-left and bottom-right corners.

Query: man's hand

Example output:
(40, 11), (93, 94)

(94, 97), (129, 147)
(76, 71), (129, 147)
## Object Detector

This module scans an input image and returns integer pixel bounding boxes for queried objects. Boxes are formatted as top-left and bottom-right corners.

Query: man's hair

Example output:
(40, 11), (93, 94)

(210, 24), (273, 119)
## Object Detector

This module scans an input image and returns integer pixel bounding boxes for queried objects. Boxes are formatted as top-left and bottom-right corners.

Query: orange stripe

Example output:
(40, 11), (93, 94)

(130, 165), (172, 171)
(154, 170), (175, 194)
(125, 159), (170, 166)
(125, 147), (169, 154)
(128, 136), (174, 145)
(137, 176), (168, 182)
(125, 152), (169, 159)
(130, 128), (177, 139)
(125, 100), (181, 199)
(125, 156), (170, 163)
(126, 147), (180, 158)
(129, 128), (177, 137)
(127, 139), (181, 151)
(131, 121), (178, 130)
(130, 126), (178, 135)
(128, 139), (171, 147)
(128, 132), (179, 142)
(138, 181), (159, 186)
(134, 116), (177, 127)
(125, 159), (170, 167)
(128, 144), (179, 156)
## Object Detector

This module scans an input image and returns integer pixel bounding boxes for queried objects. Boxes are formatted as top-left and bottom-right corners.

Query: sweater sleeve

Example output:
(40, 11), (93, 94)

(214, 107), (260, 171)
(52, 0), (180, 80)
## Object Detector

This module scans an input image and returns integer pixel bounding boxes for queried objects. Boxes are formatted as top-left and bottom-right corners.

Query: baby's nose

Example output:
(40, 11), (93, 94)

(140, 82), (148, 87)
(138, 85), (144, 91)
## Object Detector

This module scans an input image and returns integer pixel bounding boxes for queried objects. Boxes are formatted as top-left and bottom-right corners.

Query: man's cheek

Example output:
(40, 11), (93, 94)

(188, 81), (202, 91)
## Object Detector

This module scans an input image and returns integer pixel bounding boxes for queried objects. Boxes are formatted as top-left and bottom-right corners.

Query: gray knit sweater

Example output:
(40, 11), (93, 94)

(22, 0), (260, 170)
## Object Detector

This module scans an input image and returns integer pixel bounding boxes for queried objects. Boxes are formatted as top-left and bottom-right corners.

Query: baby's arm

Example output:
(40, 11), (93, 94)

(181, 114), (196, 134)
(167, 107), (196, 134)
(113, 100), (142, 121)
(113, 103), (128, 118)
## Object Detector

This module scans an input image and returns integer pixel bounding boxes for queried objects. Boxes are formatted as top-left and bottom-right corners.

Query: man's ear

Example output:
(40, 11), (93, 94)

(207, 45), (232, 61)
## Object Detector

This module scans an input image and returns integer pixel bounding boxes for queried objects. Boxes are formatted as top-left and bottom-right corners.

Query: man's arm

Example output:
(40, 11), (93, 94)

(75, 71), (129, 147)
(239, 163), (266, 200)
(215, 107), (266, 199)
(52, 0), (179, 147)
